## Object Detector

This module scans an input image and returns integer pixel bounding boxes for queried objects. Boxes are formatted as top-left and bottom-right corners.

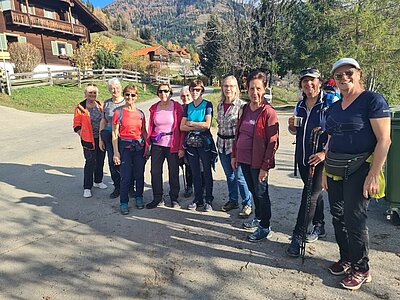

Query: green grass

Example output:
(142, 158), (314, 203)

(0, 81), (158, 114)
(92, 32), (150, 51)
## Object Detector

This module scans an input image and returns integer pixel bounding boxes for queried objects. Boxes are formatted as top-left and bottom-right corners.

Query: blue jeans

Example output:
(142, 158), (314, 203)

(119, 146), (145, 204)
(219, 151), (251, 207)
(83, 138), (105, 189)
(186, 146), (213, 204)
(240, 163), (271, 228)
(101, 129), (120, 189)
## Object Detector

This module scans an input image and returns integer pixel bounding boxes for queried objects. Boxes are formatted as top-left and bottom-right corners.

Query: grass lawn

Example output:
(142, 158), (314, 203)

(92, 33), (150, 51)
(0, 81), (158, 114)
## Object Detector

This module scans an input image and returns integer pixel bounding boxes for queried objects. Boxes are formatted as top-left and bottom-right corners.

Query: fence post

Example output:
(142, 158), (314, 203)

(6, 70), (11, 96)
(102, 67), (105, 81)
(77, 67), (81, 88)
(48, 67), (53, 86)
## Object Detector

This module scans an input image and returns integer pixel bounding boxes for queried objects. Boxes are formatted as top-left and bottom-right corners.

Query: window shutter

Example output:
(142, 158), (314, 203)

(0, 33), (7, 50)
(18, 36), (27, 43)
(66, 43), (73, 56)
(51, 41), (58, 55)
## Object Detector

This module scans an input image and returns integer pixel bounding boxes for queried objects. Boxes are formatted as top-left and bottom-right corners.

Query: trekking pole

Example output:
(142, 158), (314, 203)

(300, 127), (323, 264)
(293, 140), (297, 177)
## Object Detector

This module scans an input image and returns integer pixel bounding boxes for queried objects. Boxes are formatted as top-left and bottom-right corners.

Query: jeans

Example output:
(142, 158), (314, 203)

(293, 163), (325, 235)
(186, 146), (213, 204)
(101, 130), (120, 190)
(151, 144), (180, 202)
(219, 151), (251, 207)
(119, 146), (146, 204)
(83, 138), (105, 189)
(240, 163), (271, 228)
(327, 162), (370, 272)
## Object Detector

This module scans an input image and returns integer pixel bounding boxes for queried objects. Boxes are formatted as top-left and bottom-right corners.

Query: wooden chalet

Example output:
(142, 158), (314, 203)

(0, 0), (107, 69)
(133, 45), (170, 63)
(169, 48), (191, 63)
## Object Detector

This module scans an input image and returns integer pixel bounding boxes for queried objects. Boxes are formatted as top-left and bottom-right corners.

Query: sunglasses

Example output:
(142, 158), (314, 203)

(125, 93), (137, 97)
(299, 68), (320, 77)
(334, 68), (356, 80)
(158, 89), (170, 94)
(87, 91), (97, 94)
(192, 88), (203, 92)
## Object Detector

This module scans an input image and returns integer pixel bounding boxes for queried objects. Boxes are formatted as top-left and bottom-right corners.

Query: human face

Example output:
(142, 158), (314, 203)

(223, 78), (237, 102)
(190, 87), (203, 101)
(180, 91), (192, 104)
(248, 79), (265, 105)
(124, 90), (137, 105)
(333, 65), (361, 92)
(158, 85), (171, 102)
(300, 76), (321, 99)
(110, 84), (121, 99)
(85, 87), (98, 102)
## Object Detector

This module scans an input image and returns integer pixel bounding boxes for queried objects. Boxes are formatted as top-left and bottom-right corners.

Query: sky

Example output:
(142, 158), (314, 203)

(90, 0), (113, 8)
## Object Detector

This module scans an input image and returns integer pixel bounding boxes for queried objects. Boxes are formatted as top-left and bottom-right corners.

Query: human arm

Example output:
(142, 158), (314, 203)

(363, 117), (391, 198)
(99, 118), (107, 151)
(112, 123), (120, 165)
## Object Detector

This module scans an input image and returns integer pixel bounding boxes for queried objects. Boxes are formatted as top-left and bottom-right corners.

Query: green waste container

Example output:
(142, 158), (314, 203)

(386, 108), (400, 225)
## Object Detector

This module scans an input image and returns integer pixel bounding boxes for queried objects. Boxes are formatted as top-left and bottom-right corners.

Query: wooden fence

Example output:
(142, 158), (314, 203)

(0, 68), (170, 95)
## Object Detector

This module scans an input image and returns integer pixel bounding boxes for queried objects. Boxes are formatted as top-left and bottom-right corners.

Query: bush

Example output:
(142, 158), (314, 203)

(9, 42), (41, 73)
(93, 48), (121, 69)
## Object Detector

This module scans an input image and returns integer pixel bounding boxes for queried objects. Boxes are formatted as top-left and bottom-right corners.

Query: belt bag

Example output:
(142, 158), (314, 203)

(325, 151), (370, 179)
(217, 133), (235, 140)
(185, 132), (206, 148)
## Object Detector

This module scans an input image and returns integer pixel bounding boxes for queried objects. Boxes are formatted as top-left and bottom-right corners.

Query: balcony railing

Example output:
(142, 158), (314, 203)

(4, 10), (87, 37)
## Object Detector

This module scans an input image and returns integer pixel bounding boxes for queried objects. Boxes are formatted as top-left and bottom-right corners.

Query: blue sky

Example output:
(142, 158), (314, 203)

(91, 0), (113, 8)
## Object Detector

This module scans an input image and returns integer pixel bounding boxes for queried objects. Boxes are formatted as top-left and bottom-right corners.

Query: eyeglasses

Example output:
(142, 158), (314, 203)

(87, 91), (97, 95)
(181, 94), (191, 98)
(125, 93), (137, 97)
(334, 68), (356, 80)
(158, 89), (170, 94)
(192, 88), (203, 92)
(223, 85), (235, 89)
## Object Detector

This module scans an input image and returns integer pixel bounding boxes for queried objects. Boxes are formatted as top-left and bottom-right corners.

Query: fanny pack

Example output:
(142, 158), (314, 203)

(217, 133), (235, 140)
(185, 132), (207, 148)
(150, 131), (172, 143)
(325, 151), (370, 180)
(120, 139), (145, 152)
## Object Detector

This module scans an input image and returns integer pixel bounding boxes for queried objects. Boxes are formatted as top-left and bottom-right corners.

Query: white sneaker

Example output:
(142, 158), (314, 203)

(83, 189), (92, 198)
(93, 182), (107, 189)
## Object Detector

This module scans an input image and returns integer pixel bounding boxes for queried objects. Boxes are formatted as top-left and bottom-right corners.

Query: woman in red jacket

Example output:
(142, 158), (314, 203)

(232, 71), (279, 242)
(146, 82), (185, 209)
(73, 83), (107, 198)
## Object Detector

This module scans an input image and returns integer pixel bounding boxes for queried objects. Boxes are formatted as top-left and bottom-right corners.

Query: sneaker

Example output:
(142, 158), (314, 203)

(128, 186), (135, 198)
(171, 201), (180, 208)
(183, 187), (193, 198)
(248, 226), (272, 242)
(286, 234), (302, 257)
(93, 182), (107, 189)
(243, 218), (260, 229)
(135, 196), (144, 209)
(221, 201), (239, 212)
(146, 200), (161, 209)
(204, 203), (213, 212)
(188, 202), (204, 210)
(340, 270), (372, 290)
(306, 224), (326, 243)
(83, 189), (92, 198)
(120, 203), (129, 215)
(109, 188), (120, 199)
(238, 205), (252, 218)
(328, 260), (351, 276)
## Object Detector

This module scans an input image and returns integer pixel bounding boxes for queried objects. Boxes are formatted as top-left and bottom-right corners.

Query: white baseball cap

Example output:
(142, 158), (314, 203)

(331, 58), (361, 73)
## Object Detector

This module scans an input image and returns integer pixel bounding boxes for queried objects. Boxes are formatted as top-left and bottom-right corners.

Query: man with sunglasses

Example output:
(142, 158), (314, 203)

(322, 58), (391, 290)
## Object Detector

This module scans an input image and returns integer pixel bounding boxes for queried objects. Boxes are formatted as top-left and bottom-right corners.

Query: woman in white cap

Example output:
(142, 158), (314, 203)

(322, 58), (391, 290)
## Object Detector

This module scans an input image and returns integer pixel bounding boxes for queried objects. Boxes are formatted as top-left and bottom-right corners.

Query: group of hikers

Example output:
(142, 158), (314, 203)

(73, 58), (392, 291)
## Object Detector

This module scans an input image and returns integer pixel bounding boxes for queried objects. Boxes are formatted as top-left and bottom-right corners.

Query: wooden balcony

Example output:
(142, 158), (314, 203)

(4, 10), (87, 37)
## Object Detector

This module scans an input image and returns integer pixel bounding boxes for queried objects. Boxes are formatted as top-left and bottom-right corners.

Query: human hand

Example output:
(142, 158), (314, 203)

(363, 172), (380, 198)
(113, 152), (121, 165)
(99, 139), (105, 152)
(178, 149), (185, 158)
(322, 174), (328, 191)
(231, 157), (238, 170)
(308, 151), (325, 166)
(259, 169), (268, 183)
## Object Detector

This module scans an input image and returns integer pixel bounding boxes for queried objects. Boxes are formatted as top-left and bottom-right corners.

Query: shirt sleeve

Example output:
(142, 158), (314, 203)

(205, 101), (213, 116)
(368, 92), (391, 119)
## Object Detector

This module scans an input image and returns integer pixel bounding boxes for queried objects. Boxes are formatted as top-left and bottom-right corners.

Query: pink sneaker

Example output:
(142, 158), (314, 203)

(340, 270), (372, 290)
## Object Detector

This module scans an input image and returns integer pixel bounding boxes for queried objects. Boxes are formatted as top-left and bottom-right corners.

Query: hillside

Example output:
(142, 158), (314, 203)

(103, 0), (233, 46)
(92, 32), (150, 50)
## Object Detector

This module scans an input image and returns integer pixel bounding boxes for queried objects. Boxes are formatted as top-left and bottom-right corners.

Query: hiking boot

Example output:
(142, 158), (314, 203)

(221, 201), (239, 212)
(83, 189), (92, 198)
(146, 200), (161, 209)
(239, 205), (252, 218)
(286, 234), (302, 257)
(109, 188), (120, 199)
(203, 203), (213, 212)
(120, 203), (129, 215)
(171, 201), (180, 208)
(248, 226), (271, 242)
(93, 182), (107, 189)
(306, 224), (326, 243)
(340, 270), (372, 290)
(328, 260), (351, 276)
(135, 196), (144, 209)
(243, 218), (260, 229)
(128, 186), (135, 198)
(183, 187), (193, 198)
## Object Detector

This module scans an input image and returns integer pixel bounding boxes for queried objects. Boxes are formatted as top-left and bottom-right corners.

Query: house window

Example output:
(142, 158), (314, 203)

(0, 0), (12, 11)
(51, 41), (73, 56)
(44, 8), (56, 19)
(0, 33), (27, 50)
(21, 3), (35, 14)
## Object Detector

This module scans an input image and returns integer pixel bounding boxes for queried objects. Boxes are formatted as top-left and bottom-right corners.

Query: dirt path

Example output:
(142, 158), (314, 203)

(0, 103), (399, 299)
